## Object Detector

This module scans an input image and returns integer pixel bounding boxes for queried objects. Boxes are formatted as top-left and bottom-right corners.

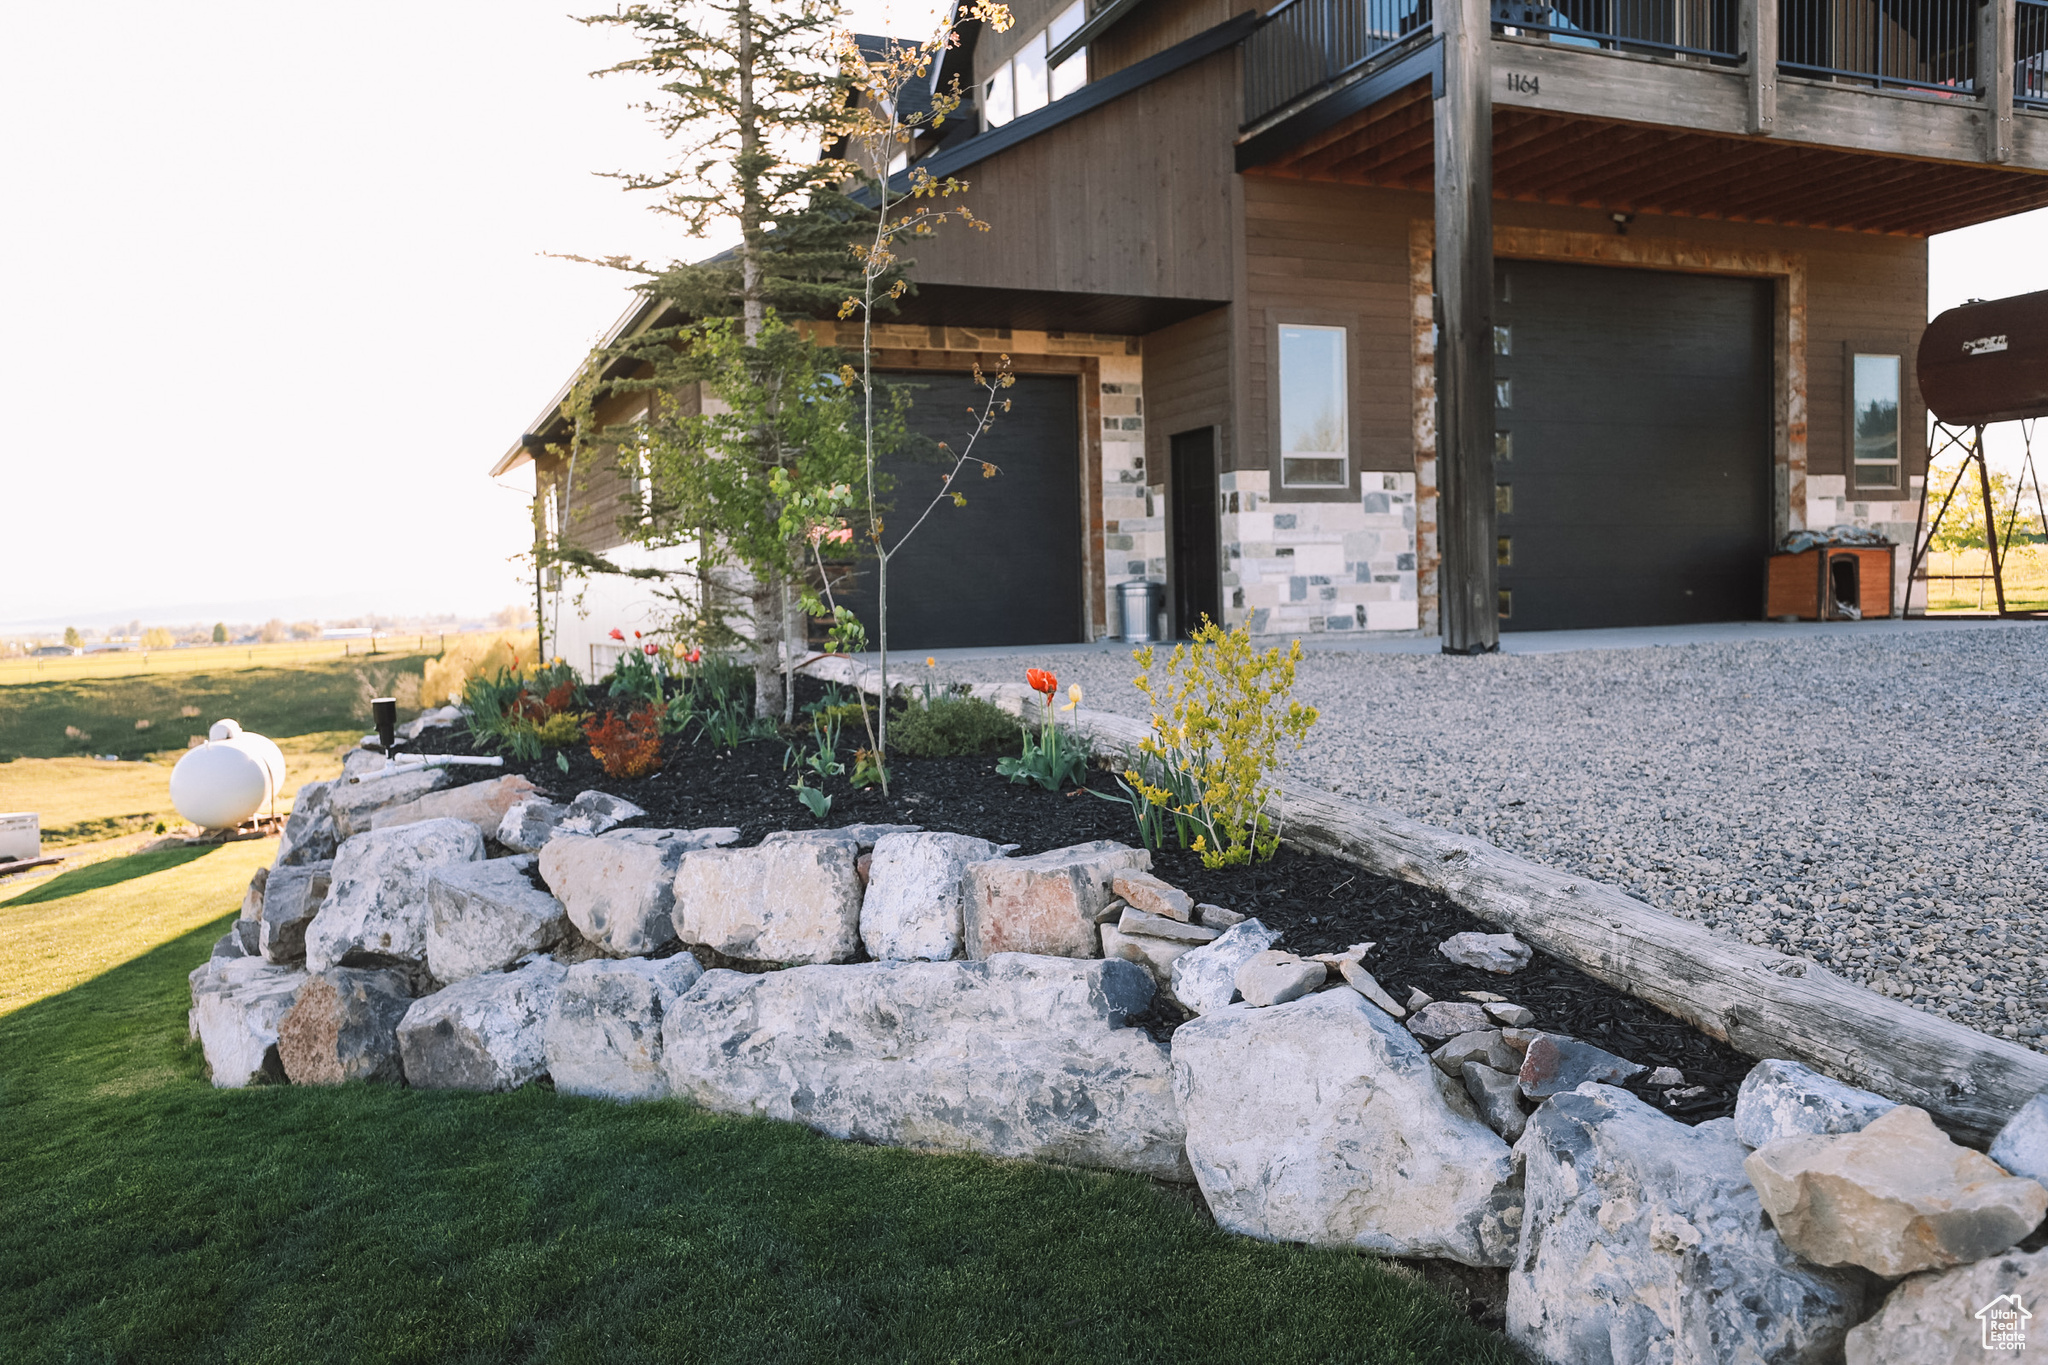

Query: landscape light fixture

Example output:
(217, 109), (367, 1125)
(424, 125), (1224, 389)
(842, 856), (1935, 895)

(1611, 212), (1633, 235)
(348, 695), (504, 786)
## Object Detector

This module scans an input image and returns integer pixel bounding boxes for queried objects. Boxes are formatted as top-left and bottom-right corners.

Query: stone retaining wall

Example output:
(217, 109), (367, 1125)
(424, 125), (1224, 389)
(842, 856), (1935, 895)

(189, 747), (2048, 1361)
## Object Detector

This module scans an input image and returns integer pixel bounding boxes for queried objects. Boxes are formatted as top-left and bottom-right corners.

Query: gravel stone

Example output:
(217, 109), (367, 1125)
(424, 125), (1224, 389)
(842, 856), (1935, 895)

(947, 626), (2048, 1048)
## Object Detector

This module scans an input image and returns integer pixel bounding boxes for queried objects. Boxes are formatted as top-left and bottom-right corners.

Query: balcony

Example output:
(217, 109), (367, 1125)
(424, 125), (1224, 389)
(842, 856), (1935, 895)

(1239, 0), (2048, 232)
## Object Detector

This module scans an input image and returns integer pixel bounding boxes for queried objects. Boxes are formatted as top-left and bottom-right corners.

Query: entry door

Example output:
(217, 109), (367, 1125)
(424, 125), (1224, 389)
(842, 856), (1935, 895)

(834, 371), (1085, 650)
(1493, 261), (1773, 630)
(1169, 428), (1222, 636)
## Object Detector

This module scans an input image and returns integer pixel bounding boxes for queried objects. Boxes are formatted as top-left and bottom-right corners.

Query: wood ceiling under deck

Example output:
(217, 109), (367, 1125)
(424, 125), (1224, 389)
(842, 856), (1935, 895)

(1248, 81), (2048, 236)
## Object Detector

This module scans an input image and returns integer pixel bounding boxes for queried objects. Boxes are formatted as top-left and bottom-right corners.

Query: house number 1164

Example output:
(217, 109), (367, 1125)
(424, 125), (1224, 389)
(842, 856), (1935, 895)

(1505, 73), (1539, 95)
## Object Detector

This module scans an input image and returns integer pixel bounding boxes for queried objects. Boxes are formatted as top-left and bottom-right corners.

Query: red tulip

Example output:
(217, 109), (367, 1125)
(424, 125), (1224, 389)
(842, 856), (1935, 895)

(643, 642), (658, 656)
(633, 630), (642, 639)
(1026, 667), (1057, 697)
(608, 628), (624, 641)
(684, 648), (702, 664)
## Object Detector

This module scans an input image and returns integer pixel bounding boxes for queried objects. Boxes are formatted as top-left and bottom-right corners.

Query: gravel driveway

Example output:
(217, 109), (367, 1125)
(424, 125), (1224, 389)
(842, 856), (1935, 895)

(937, 623), (2048, 1048)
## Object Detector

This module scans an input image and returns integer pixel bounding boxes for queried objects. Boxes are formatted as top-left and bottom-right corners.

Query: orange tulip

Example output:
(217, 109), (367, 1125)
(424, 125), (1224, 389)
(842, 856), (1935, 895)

(1026, 667), (1057, 697)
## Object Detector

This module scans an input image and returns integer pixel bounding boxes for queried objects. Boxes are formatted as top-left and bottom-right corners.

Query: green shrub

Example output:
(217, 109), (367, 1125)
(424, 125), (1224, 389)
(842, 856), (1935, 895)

(888, 695), (1022, 758)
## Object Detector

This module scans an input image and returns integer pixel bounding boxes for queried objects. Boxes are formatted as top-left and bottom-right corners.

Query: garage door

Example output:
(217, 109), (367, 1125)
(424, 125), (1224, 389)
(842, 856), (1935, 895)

(1494, 262), (1773, 631)
(834, 371), (1085, 650)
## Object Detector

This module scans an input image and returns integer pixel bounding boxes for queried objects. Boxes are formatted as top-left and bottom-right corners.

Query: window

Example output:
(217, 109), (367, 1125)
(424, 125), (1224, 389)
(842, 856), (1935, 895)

(983, 2), (1086, 130)
(1013, 31), (1049, 117)
(984, 62), (1014, 127)
(1851, 352), (1902, 490)
(1278, 324), (1348, 489)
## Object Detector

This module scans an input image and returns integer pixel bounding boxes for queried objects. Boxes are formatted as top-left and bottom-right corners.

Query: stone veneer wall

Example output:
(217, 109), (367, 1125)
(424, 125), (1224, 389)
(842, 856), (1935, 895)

(1220, 471), (1421, 636)
(1805, 474), (1928, 614)
(1098, 355), (1153, 635)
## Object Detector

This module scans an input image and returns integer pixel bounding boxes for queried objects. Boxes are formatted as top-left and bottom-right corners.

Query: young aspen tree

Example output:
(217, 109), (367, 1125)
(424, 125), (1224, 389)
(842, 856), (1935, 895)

(836, 4), (1013, 758)
(574, 0), (864, 720)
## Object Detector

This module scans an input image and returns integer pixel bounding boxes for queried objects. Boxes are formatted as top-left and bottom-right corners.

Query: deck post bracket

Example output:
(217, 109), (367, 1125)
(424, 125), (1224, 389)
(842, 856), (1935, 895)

(1433, 0), (1499, 654)
(1742, 0), (1777, 134)
(1981, 0), (2016, 163)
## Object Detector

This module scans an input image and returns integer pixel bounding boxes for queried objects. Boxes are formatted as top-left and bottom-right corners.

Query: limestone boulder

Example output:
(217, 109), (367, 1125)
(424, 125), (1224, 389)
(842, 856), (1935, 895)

(277, 967), (413, 1085)
(1988, 1093), (2048, 1187)
(369, 774), (540, 840)
(303, 818), (484, 974)
(660, 954), (1187, 1178)
(1233, 950), (1325, 1007)
(1336, 960), (1407, 1017)
(1100, 923), (1196, 993)
(1844, 1247), (2048, 1364)
(539, 829), (716, 958)
(209, 930), (249, 963)
(543, 954), (705, 1102)
(1406, 1000), (1492, 1047)
(962, 840), (1150, 959)
(1171, 989), (1520, 1266)
(858, 831), (1006, 962)
(240, 867), (268, 924)
(1518, 1032), (1645, 1100)
(425, 855), (571, 982)
(1735, 1057), (1899, 1149)
(556, 790), (647, 837)
(1116, 907), (1218, 946)
(762, 823), (920, 851)
(1745, 1104), (2048, 1277)
(329, 766), (455, 839)
(1433, 1029), (1522, 1077)
(1196, 903), (1245, 930)
(275, 778), (338, 867)
(496, 799), (567, 854)
(1438, 931), (1532, 974)
(1510, 1084), (1868, 1365)
(190, 956), (309, 1088)
(1462, 1062), (1528, 1141)
(258, 860), (331, 964)
(672, 838), (864, 966)
(1168, 918), (1282, 1015)
(396, 956), (567, 1091)
(1112, 870), (1193, 922)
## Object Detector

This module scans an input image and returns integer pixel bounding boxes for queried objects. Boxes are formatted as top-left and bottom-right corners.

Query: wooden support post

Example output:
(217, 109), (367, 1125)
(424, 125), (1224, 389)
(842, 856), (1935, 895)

(1434, 0), (1499, 654)
(1981, 0), (2015, 163)
(1743, 0), (1777, 135)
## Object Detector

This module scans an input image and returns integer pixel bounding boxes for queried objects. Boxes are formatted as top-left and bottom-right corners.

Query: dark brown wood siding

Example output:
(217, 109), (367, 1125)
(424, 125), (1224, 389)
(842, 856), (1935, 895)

(1143, 305), (1236, 479)
(1089, 0), (1259, 78)
(901, 53), (1238, 304)
(1240, 177), (1422, 499)
(1233, 176), (1929, 502)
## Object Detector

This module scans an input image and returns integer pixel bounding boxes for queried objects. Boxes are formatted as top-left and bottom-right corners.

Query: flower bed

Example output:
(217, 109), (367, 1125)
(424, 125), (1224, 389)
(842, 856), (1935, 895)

(402, 678), (1754, 1117)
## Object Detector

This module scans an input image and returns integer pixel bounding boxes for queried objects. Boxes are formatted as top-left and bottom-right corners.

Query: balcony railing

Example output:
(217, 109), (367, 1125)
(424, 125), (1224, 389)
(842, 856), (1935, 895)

(2022, 0), (2048, 108)
(1244, 0), (2046, 128)
(1244, 0), (1434, 125)
(1490, 0), (1742, 62)
(1779, 0), (1976, 93)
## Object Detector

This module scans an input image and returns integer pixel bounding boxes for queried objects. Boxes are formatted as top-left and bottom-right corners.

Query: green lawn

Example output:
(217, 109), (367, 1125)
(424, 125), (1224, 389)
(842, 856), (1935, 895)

(0, 848), (1516, 1364)
(0, 653), (429, 763)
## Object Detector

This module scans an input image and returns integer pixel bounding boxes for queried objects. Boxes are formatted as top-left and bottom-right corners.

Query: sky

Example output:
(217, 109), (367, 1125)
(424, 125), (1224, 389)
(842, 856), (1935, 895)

(0, 2), (2040, 634)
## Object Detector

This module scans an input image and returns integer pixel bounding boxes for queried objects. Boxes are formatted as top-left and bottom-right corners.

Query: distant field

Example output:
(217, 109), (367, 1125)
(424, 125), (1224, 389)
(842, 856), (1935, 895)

(0, 653), (431, 764)
(1924, 545), (2048, 613)
(0, 634), (474, 686)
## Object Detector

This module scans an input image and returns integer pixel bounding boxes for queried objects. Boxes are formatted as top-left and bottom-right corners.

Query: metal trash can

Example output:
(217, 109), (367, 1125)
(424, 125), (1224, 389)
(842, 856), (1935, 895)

(1119, 580), (1165, 643)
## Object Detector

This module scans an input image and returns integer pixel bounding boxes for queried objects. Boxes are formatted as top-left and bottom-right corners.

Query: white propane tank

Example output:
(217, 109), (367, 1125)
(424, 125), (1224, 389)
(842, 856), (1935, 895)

(170, 720), (287, 830)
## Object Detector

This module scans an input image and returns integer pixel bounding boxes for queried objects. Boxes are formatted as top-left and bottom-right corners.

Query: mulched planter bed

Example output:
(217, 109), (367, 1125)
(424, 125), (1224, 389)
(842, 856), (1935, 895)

(409, 686), (1754, 1122)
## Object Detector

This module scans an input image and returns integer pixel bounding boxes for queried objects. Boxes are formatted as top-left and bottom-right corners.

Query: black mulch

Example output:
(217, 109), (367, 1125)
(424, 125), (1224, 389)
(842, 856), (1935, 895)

(407, 688), (1753, 1122)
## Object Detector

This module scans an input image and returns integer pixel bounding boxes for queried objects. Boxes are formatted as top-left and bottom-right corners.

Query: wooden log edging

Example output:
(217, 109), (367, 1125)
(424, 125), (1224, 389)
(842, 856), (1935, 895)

(800, 657), (2048, 1144)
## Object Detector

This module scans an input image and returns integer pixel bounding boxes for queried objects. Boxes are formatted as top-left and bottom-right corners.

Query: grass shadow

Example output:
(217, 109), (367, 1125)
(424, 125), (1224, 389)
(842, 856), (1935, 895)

(1, 844), (216, 909)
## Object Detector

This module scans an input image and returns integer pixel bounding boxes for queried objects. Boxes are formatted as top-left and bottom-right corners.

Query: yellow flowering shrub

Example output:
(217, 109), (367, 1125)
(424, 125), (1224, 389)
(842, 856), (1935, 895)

(1127, 619), (1318, 868)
